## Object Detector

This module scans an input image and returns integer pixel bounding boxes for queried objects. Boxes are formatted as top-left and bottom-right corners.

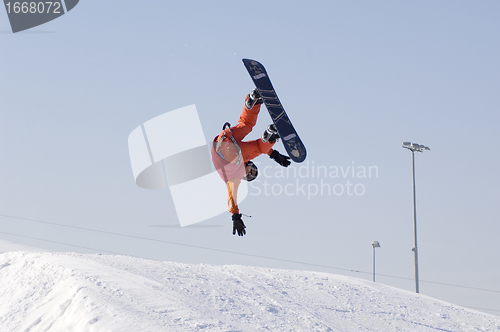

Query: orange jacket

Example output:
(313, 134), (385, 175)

(211, 98), (276, 214)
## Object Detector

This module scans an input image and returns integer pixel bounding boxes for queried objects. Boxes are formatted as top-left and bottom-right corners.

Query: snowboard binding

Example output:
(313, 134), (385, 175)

(261, 124), (279, 144)
(245, 88), (263, 110)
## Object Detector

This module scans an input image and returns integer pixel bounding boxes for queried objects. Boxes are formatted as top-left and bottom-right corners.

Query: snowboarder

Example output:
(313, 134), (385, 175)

(211, 89), (291, 236)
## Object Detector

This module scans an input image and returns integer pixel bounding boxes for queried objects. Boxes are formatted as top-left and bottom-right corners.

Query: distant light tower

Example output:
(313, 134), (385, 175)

(372, 241), (380, 282)
(402, 142), (430, 293)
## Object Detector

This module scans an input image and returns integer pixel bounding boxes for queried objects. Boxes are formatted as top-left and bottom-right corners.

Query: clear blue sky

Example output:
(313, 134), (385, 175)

(1, 1), (499, 316)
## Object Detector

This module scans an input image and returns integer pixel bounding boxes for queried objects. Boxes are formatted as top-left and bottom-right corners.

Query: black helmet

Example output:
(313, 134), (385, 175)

(243, 161), (258, 182)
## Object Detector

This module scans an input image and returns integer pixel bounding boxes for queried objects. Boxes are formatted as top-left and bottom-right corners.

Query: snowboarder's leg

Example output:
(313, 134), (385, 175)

(239, 138), (275, 163)
(230, 94), (262, 141)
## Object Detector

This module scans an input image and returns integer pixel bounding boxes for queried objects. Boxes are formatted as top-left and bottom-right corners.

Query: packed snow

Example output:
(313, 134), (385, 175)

(0, 242), (499, 331)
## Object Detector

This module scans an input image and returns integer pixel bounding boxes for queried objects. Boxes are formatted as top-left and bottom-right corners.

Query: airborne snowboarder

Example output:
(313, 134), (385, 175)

(211, 89), (291, 236)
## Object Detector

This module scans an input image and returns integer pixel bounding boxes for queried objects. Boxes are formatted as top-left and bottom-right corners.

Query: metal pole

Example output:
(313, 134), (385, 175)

(373, 246), (376, 282)
(411, 150), (420, 293)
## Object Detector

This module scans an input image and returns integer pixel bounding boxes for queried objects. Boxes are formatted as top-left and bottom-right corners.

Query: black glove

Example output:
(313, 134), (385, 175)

(269, 150), (291, 167)
(232, 213), (246, 236)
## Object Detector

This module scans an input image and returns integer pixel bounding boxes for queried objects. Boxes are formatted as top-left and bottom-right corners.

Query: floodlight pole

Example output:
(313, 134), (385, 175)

(373, 246), (376, 282)
(402, 142), (429, 294)
(372, 241), (380, 282)
(411, 150), (419, 294)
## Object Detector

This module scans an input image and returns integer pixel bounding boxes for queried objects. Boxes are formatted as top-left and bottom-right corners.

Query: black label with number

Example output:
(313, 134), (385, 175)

(3, 0), (79, 33)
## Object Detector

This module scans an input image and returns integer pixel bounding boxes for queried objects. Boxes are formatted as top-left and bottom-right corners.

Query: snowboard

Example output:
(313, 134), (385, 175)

(242, 59), (307, 163)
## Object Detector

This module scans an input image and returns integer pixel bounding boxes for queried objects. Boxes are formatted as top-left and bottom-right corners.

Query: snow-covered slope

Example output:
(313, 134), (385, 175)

(0, 250), (499, 332)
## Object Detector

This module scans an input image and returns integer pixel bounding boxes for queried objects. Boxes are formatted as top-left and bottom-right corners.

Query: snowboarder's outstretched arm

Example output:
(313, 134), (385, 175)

(226, 178), (246, 236)
(226, 178), (241, 215)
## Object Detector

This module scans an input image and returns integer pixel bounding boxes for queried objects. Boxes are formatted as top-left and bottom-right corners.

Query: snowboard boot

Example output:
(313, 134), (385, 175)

(261, 124), (279, 144)
(245, 88), (263, 110)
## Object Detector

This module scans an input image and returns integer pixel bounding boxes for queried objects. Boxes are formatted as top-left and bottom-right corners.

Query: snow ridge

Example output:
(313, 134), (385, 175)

(0, 252), (499, 332)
